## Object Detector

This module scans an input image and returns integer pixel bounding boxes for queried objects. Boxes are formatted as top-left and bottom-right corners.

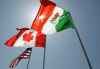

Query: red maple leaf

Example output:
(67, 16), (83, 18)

(23, 32), (33, 42)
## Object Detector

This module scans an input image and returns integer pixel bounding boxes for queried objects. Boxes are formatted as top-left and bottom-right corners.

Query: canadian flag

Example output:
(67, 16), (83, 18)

(5, 28), (46, 48)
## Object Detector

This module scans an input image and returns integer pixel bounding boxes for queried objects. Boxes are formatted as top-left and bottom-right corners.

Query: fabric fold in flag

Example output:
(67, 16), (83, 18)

(9, 48), (32, 68)
(5, 28), (46, 48)
(31, 1), (74, 35)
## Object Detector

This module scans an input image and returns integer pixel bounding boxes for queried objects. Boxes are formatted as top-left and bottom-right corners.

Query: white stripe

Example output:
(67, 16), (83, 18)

(14, 30), (28, 47)
(21, 56), (28, 58)
(27, 50), (32, 53)
(42, 7), (64, 35)
(25, 53), (30, 55)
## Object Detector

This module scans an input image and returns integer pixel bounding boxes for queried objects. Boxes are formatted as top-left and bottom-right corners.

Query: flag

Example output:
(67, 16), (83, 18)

(31, 1), (74, 35)
(9, 48), (32, 68)
(5, 28), (46, 48)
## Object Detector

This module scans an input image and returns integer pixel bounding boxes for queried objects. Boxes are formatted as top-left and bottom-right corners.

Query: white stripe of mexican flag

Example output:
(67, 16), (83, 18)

(42, 6), (74, 35)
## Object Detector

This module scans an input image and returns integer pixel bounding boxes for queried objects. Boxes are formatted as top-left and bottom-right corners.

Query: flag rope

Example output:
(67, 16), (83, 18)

(26, 47), (32, 69)
(43, 46), (47, 69)
(74, 27), (93, 69)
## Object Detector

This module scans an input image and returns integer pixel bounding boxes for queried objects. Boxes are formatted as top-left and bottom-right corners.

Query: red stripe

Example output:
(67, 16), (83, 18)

(9, 57), (20, 68)
(35, 33), (46, 48)
(31, 1), (56, 32)
(5, 35), (17, 47)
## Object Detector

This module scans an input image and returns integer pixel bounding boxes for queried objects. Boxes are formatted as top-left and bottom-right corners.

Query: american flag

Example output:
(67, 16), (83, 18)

(9, 48), (32, 68)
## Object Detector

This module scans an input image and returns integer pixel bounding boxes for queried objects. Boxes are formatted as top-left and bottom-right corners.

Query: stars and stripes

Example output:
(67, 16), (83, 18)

(9, 48), (32, 68)
(19, 48), (32, 59)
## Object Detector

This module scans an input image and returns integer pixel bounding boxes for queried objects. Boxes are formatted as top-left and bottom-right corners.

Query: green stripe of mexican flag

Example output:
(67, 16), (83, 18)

(42, 6), (74, 35)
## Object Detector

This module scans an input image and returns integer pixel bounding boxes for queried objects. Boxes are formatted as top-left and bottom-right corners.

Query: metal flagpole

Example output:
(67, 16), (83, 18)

(43, 46), (47, 69)
(74, 26), (93, 69)
(26, 48), (32, 69)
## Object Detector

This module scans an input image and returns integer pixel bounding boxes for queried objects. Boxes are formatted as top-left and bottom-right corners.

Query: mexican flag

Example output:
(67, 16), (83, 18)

(31, 1), (74, 35)
(5, 28), (46, 48)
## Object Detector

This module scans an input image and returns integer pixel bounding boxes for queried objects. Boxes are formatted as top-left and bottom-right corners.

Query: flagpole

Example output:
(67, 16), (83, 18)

(74, 26), (93, 69)
(26, 48), (32, 69)
(43, 46), (47, 69)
